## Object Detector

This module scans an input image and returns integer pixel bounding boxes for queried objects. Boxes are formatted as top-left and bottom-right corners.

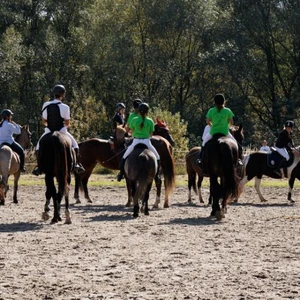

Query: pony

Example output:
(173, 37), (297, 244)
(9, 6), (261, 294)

(237, 147), (300, 203)
(0, 125), (32, 205)
(38, 131), (73, 224)
(124, 145), (157, 217)
(202, 134), (240, 220)
(74, 125), (176, 208)
(185, 124), (244, 204)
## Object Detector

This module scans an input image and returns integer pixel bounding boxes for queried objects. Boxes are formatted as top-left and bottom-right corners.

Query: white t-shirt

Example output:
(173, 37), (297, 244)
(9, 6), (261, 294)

(42, 99), (70, 120)
(0, 120), (21, 144)
(260, 145), (270, 152)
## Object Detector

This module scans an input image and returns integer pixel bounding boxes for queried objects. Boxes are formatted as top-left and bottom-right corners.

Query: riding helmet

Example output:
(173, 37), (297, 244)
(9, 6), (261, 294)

(138, 102), (149, 113)
(214, 93), (225, 105)
(285, 120), (294, 128)
(133, 98), (142, 108)
(1, 109), (14, 118)
(52, 84), (66, 96)
(116, 103), (126, 110)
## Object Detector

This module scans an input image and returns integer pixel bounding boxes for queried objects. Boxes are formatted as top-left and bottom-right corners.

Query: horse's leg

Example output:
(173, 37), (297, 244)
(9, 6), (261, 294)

(74, 172), (81, 203)
(210, 175), (223, 220)
(44, 175), (59, 223)
(153, 177), (162, 209)
(187, 170), (196, 203)
(125, 178), (133, 207)
(143, 183), (152, 216)
(13, 172), (20, 204)
(288, 174), (296, 203)
(234, 175), (249, 203)
(64, 194), (72, 224)
(198, 175), (205, 204)
(254, 177), (267, 202)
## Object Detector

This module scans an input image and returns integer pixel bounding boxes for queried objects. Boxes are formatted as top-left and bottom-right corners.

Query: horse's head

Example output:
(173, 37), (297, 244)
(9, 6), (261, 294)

(230, 124), (244, 145)
(15, 125), (32, 150)
(154, 118), (175, 146)
(115, 125), (126, 149)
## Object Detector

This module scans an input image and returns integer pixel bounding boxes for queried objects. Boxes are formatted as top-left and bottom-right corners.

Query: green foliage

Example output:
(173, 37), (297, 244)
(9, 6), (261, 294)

(149, 106), (189, 161)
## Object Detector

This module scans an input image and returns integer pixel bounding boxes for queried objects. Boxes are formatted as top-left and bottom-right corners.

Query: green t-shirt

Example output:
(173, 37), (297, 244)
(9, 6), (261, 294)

(206, 107), (234, 135)
(127, 112), (139, 126)
(130, 115), (154, 138)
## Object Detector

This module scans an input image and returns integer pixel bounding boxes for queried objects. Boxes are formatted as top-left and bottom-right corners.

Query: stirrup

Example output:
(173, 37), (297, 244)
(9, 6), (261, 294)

(74, 164), (85, 174)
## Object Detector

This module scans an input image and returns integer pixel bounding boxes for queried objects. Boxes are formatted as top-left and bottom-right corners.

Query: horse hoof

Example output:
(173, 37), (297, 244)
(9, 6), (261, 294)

(13, 200), (18, 204)
(65, 218), (72, 224)
(51, 218), (58, 224)
(87, 199), (93, 203)
(145, 211), (149, 216)
(215, 211), (223, 221)
(0, 201), (4, 205)
(42, 212), (49, 221)
(288, 199), (295, 203)
(75, 199), (81, 204)
(163, 203), (169, 208)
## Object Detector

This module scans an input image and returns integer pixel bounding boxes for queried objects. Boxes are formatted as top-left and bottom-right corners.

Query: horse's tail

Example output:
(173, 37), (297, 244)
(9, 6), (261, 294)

(185, 155), (197, 194)
(161, 148), (176, 195)
(53, 135), (69, 196)
(135, 152), (154, 200)
(220, 142), (239, 203)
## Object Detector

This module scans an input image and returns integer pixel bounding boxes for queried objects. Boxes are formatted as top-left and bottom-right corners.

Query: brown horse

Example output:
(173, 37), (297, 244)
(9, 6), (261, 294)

(74, 125), (176, 208)
(39, 132), (73, 224)
(185, 124), (244, 204)
(124, 145), (157, 217)
(0, 125), (32, 205)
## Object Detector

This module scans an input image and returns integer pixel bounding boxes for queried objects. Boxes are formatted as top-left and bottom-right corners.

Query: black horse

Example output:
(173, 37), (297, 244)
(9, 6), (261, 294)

(38, 132), (73, 224)
(124, 145), (157, 217)
(202, 134), (240, 220)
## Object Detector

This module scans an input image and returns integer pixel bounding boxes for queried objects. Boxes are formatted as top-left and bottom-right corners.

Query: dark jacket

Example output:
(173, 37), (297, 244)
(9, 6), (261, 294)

(275, 129), (294, 150)
(113, 112), (125, 129)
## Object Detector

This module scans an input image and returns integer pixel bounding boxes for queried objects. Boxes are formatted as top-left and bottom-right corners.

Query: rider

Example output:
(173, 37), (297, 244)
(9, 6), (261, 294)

(116, 102), (160, 182)
(275, 120), (294, 165)
(113, 103), (126, 130)
(197, 93), (241, 165)
(0, 109), (26, 172)
(125, 98), (142, 135)
(32, 84), (85, 176)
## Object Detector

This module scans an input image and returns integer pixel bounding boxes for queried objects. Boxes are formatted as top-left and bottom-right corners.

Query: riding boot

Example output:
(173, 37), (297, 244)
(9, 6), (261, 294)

(116, 158), (126, 181)
(155, 160), (161, 182)
(19, 151), (26, 173)
(32, 150), (42, 176)
(196, 146), (205, 166)
(74, 148), (85, 174)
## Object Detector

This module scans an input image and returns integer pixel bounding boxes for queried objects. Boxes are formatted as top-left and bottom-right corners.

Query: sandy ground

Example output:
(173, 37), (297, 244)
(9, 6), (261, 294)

(1, 179), (300, 300)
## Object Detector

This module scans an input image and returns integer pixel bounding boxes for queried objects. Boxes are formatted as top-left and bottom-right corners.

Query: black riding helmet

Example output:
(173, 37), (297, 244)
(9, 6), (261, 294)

(116, 103), (126, 110)
(1, 109), (14, 118)
(53, 84), (66, 97)
(285, 120), (294, 128)
(214, 93), (225, 105)
(133, 98), (142, 108)
(138, 102), (149, 113)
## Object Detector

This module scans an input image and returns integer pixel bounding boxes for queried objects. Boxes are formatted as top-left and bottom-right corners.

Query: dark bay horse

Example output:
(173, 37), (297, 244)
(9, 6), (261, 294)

(124, 145), (157, 217)
(0, 125), (32, 205)
(237, 147), (300, 203)
(185, 124), (243, 204)
(202, 134), (240, 220)
(154, 118), (175, 147)
(39, 132), (73, 224)
(74, 125), (176, 208)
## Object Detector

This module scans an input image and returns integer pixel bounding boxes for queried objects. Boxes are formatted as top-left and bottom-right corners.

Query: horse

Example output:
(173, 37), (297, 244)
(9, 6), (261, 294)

(202, 134), (240, 220)
(74, 125), (176, 208)
(124, 145), (157, 217)
(185, 124), (244, 204)
(154, 118), (175, 147)
(0, 125), (32, 205)
(237, 147), (300, 203)
(38, 131), (73, 224)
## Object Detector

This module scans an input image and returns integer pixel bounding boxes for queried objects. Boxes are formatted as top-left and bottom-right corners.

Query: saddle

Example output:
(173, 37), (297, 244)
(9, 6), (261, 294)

(266, 147), (294, 169)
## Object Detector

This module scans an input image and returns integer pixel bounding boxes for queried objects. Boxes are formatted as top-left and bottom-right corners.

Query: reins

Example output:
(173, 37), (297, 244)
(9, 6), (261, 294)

(101, 147), (126, 164)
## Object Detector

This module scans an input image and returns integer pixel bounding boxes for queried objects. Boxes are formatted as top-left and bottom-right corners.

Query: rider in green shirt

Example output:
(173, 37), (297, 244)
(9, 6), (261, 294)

(116, 102), (160, 182)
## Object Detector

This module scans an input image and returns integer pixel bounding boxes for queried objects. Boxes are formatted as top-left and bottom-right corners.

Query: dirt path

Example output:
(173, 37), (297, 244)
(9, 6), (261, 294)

(0, 183), (300, 299)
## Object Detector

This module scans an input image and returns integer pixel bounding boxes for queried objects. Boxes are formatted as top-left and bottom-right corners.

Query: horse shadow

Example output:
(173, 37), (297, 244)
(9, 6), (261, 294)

(70, 204), (133, 222)
(229, 202), (293, 208)
(0, 222), (43, 233)
(159, 217), (224, 226)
